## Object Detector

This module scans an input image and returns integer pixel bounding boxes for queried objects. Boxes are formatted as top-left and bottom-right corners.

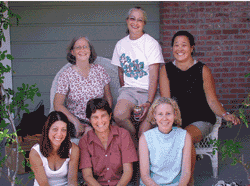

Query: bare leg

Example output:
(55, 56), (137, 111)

(185, 125), (203, 186)
(113, 99), (137, 144)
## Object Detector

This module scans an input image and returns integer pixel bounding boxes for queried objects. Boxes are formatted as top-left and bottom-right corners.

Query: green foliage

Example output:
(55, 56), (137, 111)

(0, 2), (38, 185)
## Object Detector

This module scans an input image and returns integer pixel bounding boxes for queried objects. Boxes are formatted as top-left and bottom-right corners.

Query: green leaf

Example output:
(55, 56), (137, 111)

(36, 92), (41, 97)
(0, 120), (9, 128)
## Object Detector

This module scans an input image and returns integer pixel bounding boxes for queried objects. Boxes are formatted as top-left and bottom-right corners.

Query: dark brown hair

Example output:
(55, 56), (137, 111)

(66, 36), (97, 64)
(40, 111), (72, 158)
(86, 98), (113, 127)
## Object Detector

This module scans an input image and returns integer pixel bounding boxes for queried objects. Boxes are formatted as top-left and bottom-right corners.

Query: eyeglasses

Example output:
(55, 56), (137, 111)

(73, 46), (90, 50)
(128, 17), (144, 23)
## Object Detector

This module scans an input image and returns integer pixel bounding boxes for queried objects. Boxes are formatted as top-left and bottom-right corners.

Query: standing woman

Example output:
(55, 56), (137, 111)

(111, 7), (164, 142)
(159, 30), (240, 185)
(54, 36), (112, 138)
(29, 111), (79, 186)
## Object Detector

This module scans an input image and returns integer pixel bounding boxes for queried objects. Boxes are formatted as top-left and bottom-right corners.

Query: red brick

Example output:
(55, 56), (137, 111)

(231, 68), (247, 72)
(198, 36), (212, 40)
(238, 83), (250, 88)
(221, 7), (238, 12)
(179, 2), (197, 6)
(240, 29), (250, 34)
(239, 51), (250, 55)
(230, 78), (246, 83)
(214, 57), (229, 62)
(161, 25), (179, 30)
(171, 8), (188, 13)
(162, 2), (179, 7)
(206, 30), (221, 35)
(218, 89), (229, 94)
(198, 2), (213, 6)
(188, 19), (203, 24)
(222, 94), (237, 99)
(232, 24), (247, 29)
(160, 8), (171, 14)
(234, 35), (247, 39)
(206, 52), (222, 57)
(231, 89), (246, 94)
(239, 62), (250, 67)
(198, 24), (213, 30)
(215, 13), (229, 17)
(163, 13), (180, 19)
(222, 73), (237, 78)
(232, 57), (246, 61)
(197, 57), (212, 62)
(223, 29), (239, 34)
(171, 19), (187, 24)
(221, 83), (237, 88)
(205, 7), (221, 12)
(233, 2), (247, 6)
(239, 18), (250, 23)
(215, 2), (230, 6)
(196, 41), (206, 46)
(213, 73), (221, 78)
(206, 19), (221, 23)
(189, 7), (205, 13)
(161, 20), (171, 25)
(207, 41), (221, 45)
(214, 24), (231, 29)
(198, 46), (213, 51)
(222, 62), (237, 67)
(231, 12), (248, 18)
(239, 40), (250, 44)
(222, 41), (238, 45)
(214, 68), (229, 72)
(206, 63), (221, 67)
(239, 7), (250, 12)
(194, 52), (204, 57)
(180, 25), (196, 30)
(233, 45), (246, 50)
(179, 13), (196, 19)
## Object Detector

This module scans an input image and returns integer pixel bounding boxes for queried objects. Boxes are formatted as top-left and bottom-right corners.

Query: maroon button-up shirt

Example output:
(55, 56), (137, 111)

(79, 126), (138, 186)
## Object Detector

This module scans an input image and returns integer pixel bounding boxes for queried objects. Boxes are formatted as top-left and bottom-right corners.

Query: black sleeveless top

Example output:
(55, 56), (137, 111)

(165, 62), (216, 128)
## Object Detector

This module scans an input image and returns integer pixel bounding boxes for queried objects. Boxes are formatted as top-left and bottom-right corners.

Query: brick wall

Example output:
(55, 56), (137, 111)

(159, 1), (250, 115)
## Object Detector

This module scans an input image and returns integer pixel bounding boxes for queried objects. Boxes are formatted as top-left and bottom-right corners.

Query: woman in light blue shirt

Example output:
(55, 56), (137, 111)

(139, 97), (191, 186)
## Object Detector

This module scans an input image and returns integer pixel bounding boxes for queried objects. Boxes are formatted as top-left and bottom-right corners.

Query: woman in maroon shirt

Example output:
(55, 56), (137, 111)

(79, 98), (138, 186)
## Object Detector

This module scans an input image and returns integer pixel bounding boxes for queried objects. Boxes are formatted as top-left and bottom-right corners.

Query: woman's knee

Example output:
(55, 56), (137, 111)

(185, 125), (203, 144)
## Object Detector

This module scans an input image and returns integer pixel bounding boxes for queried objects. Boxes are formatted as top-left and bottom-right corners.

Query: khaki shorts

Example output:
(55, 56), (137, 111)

(117, 87), (161, 105)
(190, 121), (213, 139)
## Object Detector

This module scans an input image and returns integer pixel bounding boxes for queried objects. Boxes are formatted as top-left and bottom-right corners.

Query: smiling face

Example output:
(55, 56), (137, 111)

(154, 103), (175, 134)
(172, 35), (194, 63)
(48, 121), (67, 148)
(90, 109), (111, 135)
(126, 9), (145, 36)
(71, 37), (91, 63)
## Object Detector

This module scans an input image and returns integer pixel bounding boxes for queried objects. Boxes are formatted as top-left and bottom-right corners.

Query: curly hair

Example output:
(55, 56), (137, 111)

(147, 97), (182, 127)
(66, 36), (97, 64)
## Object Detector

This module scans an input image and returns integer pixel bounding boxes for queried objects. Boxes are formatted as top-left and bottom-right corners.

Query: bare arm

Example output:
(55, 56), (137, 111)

(139, 134), (158, 186)
(30, 149), (50, 186)
(140, 63), (160, 121)
(159, 65), (170, 98)
(203, 66), (240, 125)
(54, 93), (83, 137)
(118, 66), (124, 87)
(116, 162), (133, 186)
(82, 167), (102, 186)
(178, 133), (192, 186)
(104, 83), (113, 108)
(68, 143), (79, 186)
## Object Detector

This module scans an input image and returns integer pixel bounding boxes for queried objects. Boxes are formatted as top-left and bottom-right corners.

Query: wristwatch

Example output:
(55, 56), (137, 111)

(222, 112), (230, 117)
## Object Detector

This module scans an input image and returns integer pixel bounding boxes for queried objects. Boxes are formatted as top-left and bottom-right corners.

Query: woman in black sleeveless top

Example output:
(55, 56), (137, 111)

(159, 30), (240, 186)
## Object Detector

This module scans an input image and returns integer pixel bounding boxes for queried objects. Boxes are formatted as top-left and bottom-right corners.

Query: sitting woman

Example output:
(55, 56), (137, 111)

(159, 30), (240, 185)
(54, 36), (112, 138)
(139, 97), (191, 186)
(79, 98), (138, 186)
(30, 111), (79, 186)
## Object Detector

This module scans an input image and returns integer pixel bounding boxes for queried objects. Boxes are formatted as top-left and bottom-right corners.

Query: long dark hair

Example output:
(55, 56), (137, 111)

(40, 111), (72, 158)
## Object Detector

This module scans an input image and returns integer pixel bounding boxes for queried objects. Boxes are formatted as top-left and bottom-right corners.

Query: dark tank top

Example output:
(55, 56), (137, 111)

(165, 61), (216, 128)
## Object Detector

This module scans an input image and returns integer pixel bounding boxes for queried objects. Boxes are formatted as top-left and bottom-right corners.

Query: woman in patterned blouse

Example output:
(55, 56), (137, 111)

(54, 36), (112, 138)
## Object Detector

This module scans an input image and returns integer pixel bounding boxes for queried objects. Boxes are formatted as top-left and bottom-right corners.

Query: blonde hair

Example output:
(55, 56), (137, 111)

(147, 97), (182, 127)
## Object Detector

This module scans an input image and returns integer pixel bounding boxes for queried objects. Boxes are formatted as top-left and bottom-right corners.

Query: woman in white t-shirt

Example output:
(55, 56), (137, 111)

(111, 7), (164, 144)
(30, 111), (79, 186)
